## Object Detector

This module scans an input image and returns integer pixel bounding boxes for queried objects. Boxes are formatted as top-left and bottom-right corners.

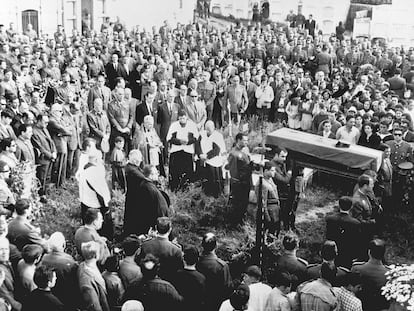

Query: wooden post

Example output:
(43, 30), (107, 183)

(255, 172), (265, 269)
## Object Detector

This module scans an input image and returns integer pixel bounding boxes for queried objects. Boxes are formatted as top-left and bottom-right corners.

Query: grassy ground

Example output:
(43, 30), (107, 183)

(37, 119), (414, 274)
(38, 175), (414, 281)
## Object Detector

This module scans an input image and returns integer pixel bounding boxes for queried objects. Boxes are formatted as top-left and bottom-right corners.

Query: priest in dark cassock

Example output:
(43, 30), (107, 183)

(138, 164), (170, 234)
(197, 120), (226, 197)
(123, 149), (146, 237)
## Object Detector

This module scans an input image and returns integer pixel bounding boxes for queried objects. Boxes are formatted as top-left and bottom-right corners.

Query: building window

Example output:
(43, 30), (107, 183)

(22, 10), (39, 34)
(179, 0), (183, 9)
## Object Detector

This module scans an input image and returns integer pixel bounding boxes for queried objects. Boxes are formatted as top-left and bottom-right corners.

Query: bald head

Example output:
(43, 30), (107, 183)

(48, 232), (66, 252)
(128, 149), (143, 166)
(205, 120), (215, 135)
(93, 98), (103, 112)
(121, 300), (144, 311)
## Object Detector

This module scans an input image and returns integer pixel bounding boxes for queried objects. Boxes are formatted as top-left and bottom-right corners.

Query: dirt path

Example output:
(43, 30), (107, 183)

(295, 202), (335, 224)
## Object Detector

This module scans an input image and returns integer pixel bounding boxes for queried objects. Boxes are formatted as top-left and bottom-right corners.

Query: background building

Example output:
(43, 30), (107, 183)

(211, 0), (351, 36)
(0, 0), (196, 36)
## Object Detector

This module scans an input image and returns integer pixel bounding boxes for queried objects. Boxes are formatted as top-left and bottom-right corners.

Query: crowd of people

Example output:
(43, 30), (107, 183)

(0, 5), (412, 310)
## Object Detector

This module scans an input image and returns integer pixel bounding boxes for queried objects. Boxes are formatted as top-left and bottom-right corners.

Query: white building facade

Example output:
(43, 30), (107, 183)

(0, 0), (196, 37)
(211, 0), (351, 35)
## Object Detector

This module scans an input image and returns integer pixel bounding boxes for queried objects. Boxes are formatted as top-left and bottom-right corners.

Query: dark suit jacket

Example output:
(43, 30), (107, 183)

(351, 261), (390, 310)
(135, 102), (151, 126)
(7, 216), (47, 251)
(105, 62), (122, 89)
(22, 288), (65, 311)
(157, 102), (179, 141)
(15, 137), (35, 164)
(41, 251), (79, 308)
(174, 95), (186, 110)
(87, 86), (112, 111)
(305, 19), (316, 35)
(47, 117), (71, 153)
(140, 236), (183, 283)
(66, 112), (82, 151)
(388, 76), (406, 98)
(326, 211), (361, 267)
(0, 263), (21, 311)
(196, 253), (232, 311)
(78, 262), (110, 311)
(118, 64), (130, 87)
(119, 257), (142, 289)
(403, 130), (414, 143)
(87, 111), (111, 146)
(31, 126), (56, 164)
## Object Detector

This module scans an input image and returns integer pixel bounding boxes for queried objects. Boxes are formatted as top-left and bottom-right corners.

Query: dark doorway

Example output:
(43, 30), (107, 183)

(22, 10), (39, 34)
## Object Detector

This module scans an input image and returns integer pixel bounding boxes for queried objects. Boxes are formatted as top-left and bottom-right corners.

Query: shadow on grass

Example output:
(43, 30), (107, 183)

(40, 178), (414, 278)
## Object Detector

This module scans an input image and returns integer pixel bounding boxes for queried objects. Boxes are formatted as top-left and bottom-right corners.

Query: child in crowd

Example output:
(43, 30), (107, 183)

(110, 136), (127, 192)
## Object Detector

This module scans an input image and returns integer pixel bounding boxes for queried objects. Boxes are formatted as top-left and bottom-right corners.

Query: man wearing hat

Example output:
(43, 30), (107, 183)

(386, 128), (413, 204)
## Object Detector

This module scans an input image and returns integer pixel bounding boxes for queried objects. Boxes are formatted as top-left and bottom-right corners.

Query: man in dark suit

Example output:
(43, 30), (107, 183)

(275, 234), (308, 290)
(326, 196), (361, 268)
(48, 103), (72, 187)
(22, 265), (66, 311)
(65, 101), (83, 179)
(269, 71), (284, 122)
(105, 53), (122, 90)
(173, 246), (206, 311)
(174, 84), (188, 109)
(87, 75), (112, 111)
(7, 199), (48, 251)
(351, 239), (390, 311)
(40, 232), (79, 309)
(32, 114), (57, 193)
(119, 56), (131, 88)
(304, 15), (316, 37)
(139, 217), (183, 284)
(0, 236), (22, 311)
(157, 90), (180, 159)
(401, 119), (414, 142)
(15, 124), (35, 165)
(86, 98), (111, 150)
(136, 92), (156, 126)
(306, 240), (350, 284)
(197, 233), (232, 311)
(388, 68), (406, 99)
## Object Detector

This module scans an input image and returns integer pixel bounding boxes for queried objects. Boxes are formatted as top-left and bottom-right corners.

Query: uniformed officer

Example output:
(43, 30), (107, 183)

(226, 132), (252, 226)
(306, 240), (349, 286)
(275, 234), (308, 290)
(386, 128), (414, 169)
(351, 239), (390, 311)
(386, 128), (414, 205)
(256, 162), (280, 237)
(270, 147), (294, 230)
(351, 175), (376, 261)
(197, 71), (216, 120)
(197, 233), (232, 311)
